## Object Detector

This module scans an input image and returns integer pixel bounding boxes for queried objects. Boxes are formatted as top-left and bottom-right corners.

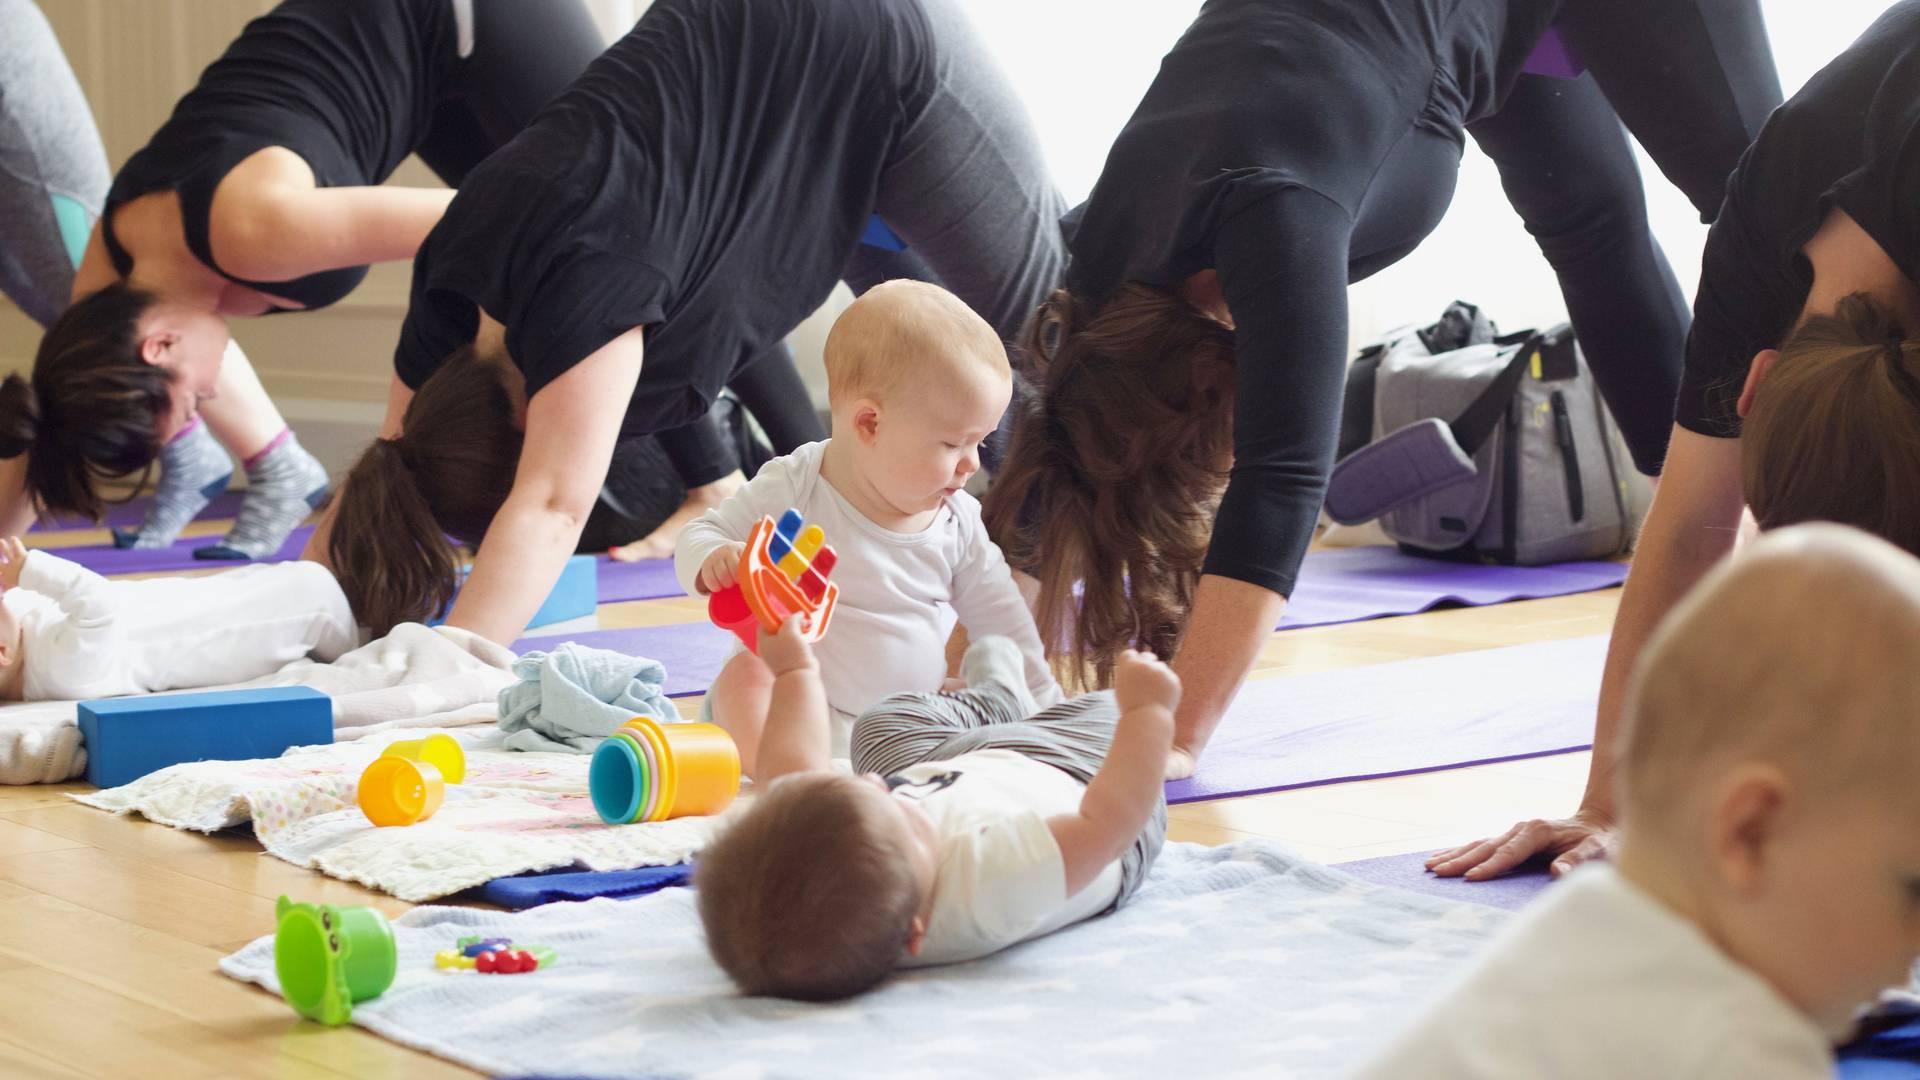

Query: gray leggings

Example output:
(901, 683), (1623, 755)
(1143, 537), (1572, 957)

(851, 686), (1167, 913)
(0, 0), (109, 328)
(845, 0), (1066, 465)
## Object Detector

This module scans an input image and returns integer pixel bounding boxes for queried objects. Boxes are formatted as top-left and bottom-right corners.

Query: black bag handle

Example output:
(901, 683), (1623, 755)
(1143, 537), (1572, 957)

(1447, 325), (1571, 455)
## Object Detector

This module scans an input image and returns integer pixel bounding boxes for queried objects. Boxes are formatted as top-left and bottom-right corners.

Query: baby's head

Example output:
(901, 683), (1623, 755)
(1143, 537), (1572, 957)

(696, 770), (938, 1000)
(1617, 523), (1920, 1034)
(823, 280), (1011, 515)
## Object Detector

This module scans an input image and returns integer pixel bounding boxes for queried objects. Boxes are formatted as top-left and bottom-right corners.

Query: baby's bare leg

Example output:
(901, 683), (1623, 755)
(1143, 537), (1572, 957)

(705, 650), (775, 778)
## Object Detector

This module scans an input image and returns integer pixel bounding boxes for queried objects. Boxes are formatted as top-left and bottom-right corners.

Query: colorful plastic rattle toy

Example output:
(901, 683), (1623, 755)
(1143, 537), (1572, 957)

(358, 733), (466, 826)
(590, 715), (741, 825)
(707, 509), (840, 653)
(434, 935), (556, 974)
(273, 896), (397, 1026)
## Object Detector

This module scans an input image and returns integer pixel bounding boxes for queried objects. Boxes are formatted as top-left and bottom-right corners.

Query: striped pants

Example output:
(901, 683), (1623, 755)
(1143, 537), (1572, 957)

(850, 683), (1166, 912)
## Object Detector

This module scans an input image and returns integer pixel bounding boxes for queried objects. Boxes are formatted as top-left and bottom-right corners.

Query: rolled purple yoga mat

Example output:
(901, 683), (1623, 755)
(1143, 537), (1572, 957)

(1164, 635), (1604, 804)
(1279, 547), (1626, 630)
(511, 622), (735, 698)
(1333, 850), (1553, 911)
(46, 524), (315, 575)
(31, 489), (246, 532)
(594, 555), (685, 604)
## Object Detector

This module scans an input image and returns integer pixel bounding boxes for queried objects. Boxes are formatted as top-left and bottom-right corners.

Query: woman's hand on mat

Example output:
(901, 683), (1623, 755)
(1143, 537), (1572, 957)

(1162, 746), (1198, 781)
(1423, 808), (1616, 881)
(697, 542), (746, 594)
(757, 614), (818, 676)
(0, 536), (25, 590)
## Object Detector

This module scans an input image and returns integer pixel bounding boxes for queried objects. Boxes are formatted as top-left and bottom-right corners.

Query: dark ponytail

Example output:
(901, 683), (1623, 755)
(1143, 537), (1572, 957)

(9, 283), (172, 520)
(328, 348), (524, 635)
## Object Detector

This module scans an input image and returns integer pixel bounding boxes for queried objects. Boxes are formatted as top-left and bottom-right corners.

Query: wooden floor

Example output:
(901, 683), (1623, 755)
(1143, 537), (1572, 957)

(0, 520), (1618, 1078)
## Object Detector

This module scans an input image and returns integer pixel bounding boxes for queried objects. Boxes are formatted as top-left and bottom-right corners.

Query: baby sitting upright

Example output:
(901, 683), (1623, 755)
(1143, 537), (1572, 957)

(1354, 523), (1920, 1078)
(674, 279), (1060, 751)
(0, 537), (358, 701)
(695, 627), (1173, 1001)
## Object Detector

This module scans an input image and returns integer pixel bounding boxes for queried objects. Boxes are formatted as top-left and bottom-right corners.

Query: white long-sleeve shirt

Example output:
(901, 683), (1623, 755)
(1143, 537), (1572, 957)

(10, 551), (360, 701)
(675, 441), (1062, 742)
(1349, 865), (1834, 1080)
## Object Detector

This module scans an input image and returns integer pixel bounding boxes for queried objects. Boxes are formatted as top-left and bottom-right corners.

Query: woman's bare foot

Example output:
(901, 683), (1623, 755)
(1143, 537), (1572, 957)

(608, 471), (745, 562)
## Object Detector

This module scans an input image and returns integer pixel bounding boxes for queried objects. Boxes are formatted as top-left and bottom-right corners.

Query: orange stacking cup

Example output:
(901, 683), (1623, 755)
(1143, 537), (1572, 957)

(358, 755), (446, 826)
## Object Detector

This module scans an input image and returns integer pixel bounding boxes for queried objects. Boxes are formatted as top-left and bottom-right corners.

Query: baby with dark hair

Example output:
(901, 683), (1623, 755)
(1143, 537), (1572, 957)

(695, 625), (1172, 1001)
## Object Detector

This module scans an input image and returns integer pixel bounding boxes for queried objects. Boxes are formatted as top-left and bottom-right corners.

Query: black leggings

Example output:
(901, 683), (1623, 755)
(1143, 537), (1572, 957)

(655, 343), (827, 488)
(1467, 1), (1782, 475)
(1469, 74), (1691, 476)
(412, 0), (607, 186)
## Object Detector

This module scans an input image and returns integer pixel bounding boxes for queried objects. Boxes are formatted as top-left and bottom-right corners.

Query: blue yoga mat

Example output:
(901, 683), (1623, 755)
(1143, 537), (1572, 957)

(42, 523), (315, 575)
(477, 864), (691, 910)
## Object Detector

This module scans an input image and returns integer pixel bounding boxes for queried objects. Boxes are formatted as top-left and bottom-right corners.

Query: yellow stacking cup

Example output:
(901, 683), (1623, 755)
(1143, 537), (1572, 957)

(380, 733), (466, 784)
(625, 717), (741, 820)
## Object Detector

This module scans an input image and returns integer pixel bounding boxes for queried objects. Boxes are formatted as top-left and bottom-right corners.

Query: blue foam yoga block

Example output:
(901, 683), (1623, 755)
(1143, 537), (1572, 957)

(77, 686), (333, 789)
(431, 555), (599, 631)
(528, 555), (599, 628)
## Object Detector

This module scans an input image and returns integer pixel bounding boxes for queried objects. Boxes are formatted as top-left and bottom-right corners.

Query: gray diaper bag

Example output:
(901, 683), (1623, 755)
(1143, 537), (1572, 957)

(1325, 302), (1645, 565)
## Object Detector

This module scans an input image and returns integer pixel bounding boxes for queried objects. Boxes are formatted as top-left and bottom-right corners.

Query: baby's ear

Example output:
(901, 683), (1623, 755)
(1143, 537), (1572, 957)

(853, 400), (883, 444)
(903, 914), (927, 957)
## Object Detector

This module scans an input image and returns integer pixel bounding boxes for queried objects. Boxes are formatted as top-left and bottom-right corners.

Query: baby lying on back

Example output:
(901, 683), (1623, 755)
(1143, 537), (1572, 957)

(0, 537), (359, 701)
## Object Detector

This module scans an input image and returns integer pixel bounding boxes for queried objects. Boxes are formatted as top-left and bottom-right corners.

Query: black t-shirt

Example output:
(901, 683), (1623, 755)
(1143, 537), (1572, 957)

(1680, 2), (1920, 438)
(102, 0), (457, 311)
(1065, 0), (1559, 598)
(396, 0), (933, 436)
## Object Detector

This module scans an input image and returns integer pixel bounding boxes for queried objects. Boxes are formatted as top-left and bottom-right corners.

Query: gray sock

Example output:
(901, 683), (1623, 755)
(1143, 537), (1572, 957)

(194, 431), (329, 561)
(111, 420), (231, 549)
(960, 636), (1039, 716)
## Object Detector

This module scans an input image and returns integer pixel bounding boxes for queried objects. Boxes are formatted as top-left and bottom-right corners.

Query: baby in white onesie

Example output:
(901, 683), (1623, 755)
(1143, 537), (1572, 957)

(1353, 524), (1920, 1079)
(674, 280), (1061, 751)
(0, 538), (359, 701)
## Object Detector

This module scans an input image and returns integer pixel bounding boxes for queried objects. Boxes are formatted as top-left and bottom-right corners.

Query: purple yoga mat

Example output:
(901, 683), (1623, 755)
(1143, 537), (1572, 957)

(32, 489), (246, 533)
(1279, 547), (1626, 630)
(1165, 635), (1603, 804)
(46, 523), (315, 575)
(594, 555), (685, 604)
(511, 622), (736, 698)
(1334, 850), (1554, 911)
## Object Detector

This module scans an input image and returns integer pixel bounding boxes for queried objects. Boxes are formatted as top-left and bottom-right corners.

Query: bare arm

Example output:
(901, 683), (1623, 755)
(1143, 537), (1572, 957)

(302, 376), (413, 568)
(1048, 651), (1177, 897)
(213, 181), (456, 282)
(1166, 574), (1288, 779)
(1428, 426), (1745, 878)
(444, 329), (643, 644)
(751, 617), (835, 780)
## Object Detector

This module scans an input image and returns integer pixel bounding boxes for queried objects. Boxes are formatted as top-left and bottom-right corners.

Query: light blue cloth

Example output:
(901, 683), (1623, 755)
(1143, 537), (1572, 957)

(497, 643), (682, 753)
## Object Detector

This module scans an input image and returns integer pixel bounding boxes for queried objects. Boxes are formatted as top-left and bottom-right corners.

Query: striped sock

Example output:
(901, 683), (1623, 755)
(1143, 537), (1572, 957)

(194, 430), (329, 561)
(111, 418), (231, 549)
